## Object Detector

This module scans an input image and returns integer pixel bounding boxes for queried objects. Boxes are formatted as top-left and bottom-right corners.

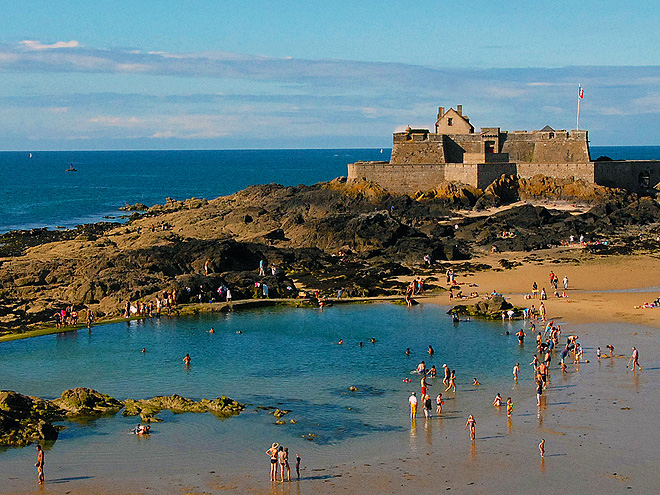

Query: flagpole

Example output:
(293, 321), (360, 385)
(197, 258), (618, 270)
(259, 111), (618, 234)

(576, 84), (581, 130)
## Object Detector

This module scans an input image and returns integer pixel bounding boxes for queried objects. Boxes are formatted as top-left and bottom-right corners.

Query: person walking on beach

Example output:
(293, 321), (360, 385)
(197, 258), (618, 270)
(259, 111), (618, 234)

(445, 370), (457, 393)
(436, 393), (444, 415)
(536, 379), (544, 406)
(266, 443), (279, 481)
(296, 453), (301, 480)
(259, 259), (265, 276)
(628, 347), (642, 373)
(513, 363), (519, 381)
(465, 414), (476, 441)
(409, 392), (418, 418)
(539, 439), (545, 458)
(35, 444), (44, 485)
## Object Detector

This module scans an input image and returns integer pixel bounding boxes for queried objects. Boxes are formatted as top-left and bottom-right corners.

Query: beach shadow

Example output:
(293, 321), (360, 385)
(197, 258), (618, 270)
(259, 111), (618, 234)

(546, 453), (568, 457)
(552, 384), (577, 390)
(48, 476), (94, 484)
(642, 367), (660, 371)
(479, 435), (505, 440)
(547, 401), (571, 406)
(298, 474), (341, 481)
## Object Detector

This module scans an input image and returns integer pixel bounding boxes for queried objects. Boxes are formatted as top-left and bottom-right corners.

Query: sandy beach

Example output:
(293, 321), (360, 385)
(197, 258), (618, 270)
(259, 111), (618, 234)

(429, 248), (660, 328)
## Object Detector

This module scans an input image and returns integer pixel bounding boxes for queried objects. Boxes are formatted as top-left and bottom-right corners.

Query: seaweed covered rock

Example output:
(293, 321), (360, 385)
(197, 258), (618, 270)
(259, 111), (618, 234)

(449, 295), (521, 320)
(51, 388), (124, 417)
(0, 391), (64, 446)
(122, 394), (245, 422)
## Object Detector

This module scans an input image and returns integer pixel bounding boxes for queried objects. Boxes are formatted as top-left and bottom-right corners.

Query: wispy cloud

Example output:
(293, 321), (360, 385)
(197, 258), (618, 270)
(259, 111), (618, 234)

(20, 40), (80, 51)
(1, 41), (660, 148)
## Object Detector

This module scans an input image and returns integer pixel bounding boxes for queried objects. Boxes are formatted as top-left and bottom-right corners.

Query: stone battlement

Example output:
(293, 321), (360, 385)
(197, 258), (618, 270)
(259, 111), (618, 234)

(348, 105), (659, 193)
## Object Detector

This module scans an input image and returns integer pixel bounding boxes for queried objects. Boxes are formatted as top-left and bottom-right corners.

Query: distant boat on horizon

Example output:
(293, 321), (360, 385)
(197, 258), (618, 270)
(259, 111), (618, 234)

(65, 163), (77, 172)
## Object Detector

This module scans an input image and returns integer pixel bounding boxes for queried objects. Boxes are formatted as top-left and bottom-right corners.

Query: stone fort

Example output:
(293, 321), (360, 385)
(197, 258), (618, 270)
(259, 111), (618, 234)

(348, 105), (660, 194)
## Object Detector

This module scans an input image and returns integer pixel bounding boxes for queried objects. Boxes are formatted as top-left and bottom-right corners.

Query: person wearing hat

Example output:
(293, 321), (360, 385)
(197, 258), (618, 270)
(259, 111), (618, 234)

(266, 442), (279, 481)
(409, 392), (418, 418)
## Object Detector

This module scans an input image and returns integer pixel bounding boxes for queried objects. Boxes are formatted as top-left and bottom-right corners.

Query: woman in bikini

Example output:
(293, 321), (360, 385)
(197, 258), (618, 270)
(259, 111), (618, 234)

(266, 442), (279, 481)
(465, 414), (476, 440)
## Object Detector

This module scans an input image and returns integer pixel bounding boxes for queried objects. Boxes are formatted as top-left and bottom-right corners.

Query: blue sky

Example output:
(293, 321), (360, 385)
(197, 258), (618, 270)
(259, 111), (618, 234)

(1, 0), (659, 149)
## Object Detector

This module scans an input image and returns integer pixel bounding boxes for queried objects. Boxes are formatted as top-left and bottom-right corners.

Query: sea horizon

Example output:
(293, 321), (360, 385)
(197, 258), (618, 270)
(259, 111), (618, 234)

(2, 146), (659, 234)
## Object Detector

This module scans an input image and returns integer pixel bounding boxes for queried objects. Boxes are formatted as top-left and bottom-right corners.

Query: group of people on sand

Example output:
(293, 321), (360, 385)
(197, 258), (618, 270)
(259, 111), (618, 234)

(53, 306), (79, 328)
(526, 272), (570, 301)
(266, 442), (300, 482)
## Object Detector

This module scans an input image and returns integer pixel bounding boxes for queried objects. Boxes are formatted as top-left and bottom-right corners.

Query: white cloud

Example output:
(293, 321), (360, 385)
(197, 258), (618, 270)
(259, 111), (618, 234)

(20, 40), (80, 51)
(89, 116), (144, 127)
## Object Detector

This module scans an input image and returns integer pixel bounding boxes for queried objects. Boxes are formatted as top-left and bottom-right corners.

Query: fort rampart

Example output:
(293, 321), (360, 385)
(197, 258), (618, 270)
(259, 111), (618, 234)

(347, 105), (660, 194)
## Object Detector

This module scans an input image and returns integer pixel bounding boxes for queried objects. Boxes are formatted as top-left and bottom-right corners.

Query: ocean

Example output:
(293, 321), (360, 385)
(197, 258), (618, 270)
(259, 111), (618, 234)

(1, 146), (658, 233)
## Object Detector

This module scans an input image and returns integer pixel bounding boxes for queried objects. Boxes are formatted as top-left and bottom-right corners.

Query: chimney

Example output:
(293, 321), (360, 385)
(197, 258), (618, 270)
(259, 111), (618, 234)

(457, 105), (463, 116)
(438, 107), (445, 119)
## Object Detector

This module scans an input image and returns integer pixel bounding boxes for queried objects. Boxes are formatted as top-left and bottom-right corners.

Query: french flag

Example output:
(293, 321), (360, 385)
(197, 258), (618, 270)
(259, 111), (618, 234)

(579, 87), (584, 99)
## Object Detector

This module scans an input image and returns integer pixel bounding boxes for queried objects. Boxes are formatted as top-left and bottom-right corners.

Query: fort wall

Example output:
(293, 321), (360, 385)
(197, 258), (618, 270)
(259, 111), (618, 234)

(347, 160), (660, 194)
(348, 106), (658, 194)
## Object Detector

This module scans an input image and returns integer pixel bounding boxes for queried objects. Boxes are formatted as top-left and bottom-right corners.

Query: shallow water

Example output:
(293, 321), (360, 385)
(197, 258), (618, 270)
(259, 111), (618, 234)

(1, 304), (658, 494)
(0, 304), (528, 478)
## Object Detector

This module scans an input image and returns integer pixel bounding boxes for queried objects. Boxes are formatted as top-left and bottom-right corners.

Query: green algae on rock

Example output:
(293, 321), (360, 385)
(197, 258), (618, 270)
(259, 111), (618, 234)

(448, 295), (522, 320)
(51, 387), (124, 417)
(0, 391), (64, 446)
(122, 394), (245, 422)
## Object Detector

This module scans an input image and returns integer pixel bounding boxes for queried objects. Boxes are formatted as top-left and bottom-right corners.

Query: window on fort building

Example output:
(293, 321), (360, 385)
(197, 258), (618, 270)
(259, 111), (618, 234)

(447, 118), (453, 126)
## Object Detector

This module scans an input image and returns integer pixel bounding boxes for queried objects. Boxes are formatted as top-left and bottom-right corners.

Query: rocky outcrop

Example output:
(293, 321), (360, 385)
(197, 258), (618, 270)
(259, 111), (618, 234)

(51, 388), (123, 417)
(1, 388), (247, 447)
(0, 391), (64, 446)
(448, 295), (521, 320)
(122, 394), (245, 422)
(1, 176), (659, 333)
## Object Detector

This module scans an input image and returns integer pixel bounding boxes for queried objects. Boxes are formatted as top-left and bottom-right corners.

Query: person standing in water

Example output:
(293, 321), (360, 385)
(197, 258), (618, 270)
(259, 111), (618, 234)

(35, 444), (44, 485)
(436, 393), (444, 415)
(539, 439), (545, 458)
(443, 364), (451, 387)
(183, 353), (191, 366)
(513, 363), (520, 381)
(409, 392), (418, 418)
